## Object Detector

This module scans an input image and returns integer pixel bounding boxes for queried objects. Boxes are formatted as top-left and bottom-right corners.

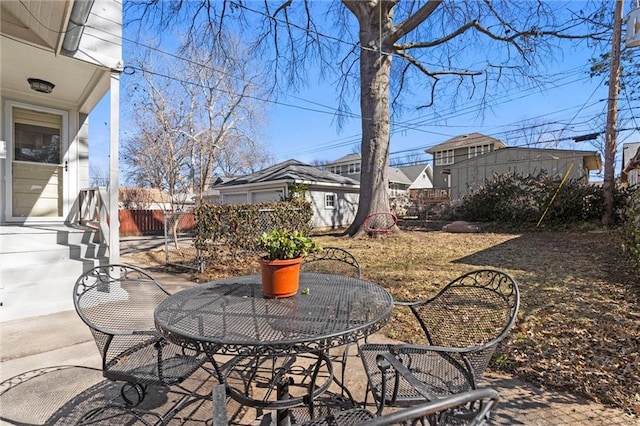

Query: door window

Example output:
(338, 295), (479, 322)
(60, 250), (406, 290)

(10, 107), (65, 218)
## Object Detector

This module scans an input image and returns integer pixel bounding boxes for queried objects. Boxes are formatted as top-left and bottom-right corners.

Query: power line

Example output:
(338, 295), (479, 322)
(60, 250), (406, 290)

(17, 0), (632, 164)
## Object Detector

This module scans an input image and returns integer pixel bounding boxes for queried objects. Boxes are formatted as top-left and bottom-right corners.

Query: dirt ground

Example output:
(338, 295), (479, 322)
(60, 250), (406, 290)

(127, 227), (640, 416)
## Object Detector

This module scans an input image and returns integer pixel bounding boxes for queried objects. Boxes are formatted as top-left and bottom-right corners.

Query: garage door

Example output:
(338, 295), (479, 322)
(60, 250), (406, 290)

(251, 190), (283, 203)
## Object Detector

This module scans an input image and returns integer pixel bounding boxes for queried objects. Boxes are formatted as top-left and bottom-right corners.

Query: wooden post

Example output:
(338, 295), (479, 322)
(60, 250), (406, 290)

(603, 0), (624, 226)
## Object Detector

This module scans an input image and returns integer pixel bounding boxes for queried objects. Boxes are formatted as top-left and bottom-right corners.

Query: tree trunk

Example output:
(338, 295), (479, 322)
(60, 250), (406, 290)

(346, 3), (395, 237)
(602, 0), (623, 226)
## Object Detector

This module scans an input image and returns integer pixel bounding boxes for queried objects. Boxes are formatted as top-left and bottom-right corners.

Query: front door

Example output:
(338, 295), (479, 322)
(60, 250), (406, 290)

(5, 103), (69, 222)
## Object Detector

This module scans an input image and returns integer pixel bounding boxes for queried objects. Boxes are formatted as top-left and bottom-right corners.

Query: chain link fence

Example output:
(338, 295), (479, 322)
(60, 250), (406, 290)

(163, 208), (307, 272)
(163, 211), (202, 271)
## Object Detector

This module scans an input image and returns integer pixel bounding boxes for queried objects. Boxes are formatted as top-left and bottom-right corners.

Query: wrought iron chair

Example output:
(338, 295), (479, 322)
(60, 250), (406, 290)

(301, 246), (361, 278)
(211, 384), (498, 426)
(73, 264), (207, 407)
(359, 269), (519, 413)
(300, 247), (362, 397)
(301, 387), (499, 426)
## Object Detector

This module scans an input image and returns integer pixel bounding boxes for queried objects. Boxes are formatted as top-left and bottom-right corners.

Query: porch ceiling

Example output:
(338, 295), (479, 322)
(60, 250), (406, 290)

(1, 0), (111, 114)
(0, 0), (71, 51)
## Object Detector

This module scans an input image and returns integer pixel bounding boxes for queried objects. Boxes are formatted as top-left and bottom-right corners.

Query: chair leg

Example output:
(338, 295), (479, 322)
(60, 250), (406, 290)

(120, 382), (146, 407)
(212, 384), (229, 426)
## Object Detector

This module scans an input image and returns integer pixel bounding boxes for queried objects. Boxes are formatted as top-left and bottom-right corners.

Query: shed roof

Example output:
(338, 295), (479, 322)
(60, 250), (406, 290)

(426, 133), (506, 153)
(217, 159), (360, 188)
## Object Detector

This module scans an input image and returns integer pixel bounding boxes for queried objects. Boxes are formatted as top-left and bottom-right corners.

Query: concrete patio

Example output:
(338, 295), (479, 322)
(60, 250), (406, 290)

(1, 259), (637, 425)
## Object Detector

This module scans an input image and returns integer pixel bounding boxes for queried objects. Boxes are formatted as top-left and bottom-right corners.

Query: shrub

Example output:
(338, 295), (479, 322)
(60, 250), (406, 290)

(455, 171), (631, 228)
(619, 189), (640, 270)
(194, 200), (313, 261)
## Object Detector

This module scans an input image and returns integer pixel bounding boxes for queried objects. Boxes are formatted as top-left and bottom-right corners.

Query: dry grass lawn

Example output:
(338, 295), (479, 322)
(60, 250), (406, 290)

(132, 228), (640, 416)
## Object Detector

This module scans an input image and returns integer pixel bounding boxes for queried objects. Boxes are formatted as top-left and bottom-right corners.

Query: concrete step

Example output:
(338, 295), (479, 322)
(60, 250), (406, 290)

(1, 259), (102, 291)
(0, 226), (101, 252)
(0, 258), (105, 321)
(1, 243), (108, 267)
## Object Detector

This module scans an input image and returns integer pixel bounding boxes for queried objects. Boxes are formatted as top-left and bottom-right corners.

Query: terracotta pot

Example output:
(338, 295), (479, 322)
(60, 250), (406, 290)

(257, 256), (303, 298)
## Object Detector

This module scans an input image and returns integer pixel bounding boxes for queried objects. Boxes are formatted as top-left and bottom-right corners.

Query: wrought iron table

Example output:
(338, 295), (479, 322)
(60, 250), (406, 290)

(154, 273), (393, 425)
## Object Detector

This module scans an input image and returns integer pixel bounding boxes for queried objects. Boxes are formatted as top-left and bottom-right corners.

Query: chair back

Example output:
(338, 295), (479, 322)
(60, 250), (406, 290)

(412, 269), (519, 375)
(73, 264), (170, 362)
(359, 387), (499, 426)
(300, 247), (361, 278)
(293, 388), (498, 426)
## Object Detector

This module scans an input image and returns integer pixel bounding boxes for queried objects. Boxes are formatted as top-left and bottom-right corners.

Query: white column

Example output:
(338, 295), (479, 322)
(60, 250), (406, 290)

(109, 71), (120, 263)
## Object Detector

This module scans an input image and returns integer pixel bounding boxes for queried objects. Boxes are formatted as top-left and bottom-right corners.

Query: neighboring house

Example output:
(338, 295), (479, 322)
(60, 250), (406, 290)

(445, 146), (602, 200)
(0, 0), (123, 321)
(622, 142), (640, 187)
(119, 187), (183, 210)
(396, 164), (434, 190)
(323, 153), (433, 197)
(201, 176), (232, 205)
(215, 159), (360, 229)
(426, 133), (507, 190)
(325, 153), (362, 177)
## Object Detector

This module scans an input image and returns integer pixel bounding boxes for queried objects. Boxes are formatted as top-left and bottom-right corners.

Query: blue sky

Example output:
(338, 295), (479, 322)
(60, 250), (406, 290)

(88, 5), (640, 180)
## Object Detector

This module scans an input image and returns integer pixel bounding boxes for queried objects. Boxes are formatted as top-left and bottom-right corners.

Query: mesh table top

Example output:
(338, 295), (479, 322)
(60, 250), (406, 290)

(154, 273), (393, 355)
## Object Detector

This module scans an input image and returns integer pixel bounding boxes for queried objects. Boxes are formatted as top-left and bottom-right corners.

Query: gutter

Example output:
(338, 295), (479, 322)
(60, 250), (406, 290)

(62, 0), (95, 53)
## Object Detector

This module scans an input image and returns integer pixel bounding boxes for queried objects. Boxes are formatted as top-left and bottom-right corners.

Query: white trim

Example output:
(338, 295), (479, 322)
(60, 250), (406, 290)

(468, 144), (491, 159)
(109, 72), (120, 264)
(324, 193), (336, 209)
(4, 100), (71, 222)
(435, 149), (454, 166)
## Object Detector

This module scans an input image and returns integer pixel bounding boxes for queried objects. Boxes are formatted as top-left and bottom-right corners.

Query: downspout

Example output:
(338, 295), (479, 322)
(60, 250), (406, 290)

(62, 0), (95, 53)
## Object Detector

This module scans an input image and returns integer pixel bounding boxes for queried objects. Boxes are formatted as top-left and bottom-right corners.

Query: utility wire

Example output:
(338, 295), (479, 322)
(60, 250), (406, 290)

(17, 0), (634, 164)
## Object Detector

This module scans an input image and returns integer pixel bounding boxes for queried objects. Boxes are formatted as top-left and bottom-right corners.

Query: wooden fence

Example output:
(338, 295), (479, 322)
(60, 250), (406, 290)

(119, 209), (195, 236)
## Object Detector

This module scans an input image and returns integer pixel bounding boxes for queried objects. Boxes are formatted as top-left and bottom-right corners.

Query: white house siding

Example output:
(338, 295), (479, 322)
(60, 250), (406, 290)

(307, 189), (359, 229)
(409, 170), (433, 189)
(448, 148), (593, 201)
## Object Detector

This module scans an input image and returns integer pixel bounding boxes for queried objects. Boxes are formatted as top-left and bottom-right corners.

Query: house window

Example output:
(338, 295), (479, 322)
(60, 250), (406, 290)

(325, 193), (335, 209)
(347, 162), (361, 174)
(468, 144), (491, 158)
(435, 149), (454, 166)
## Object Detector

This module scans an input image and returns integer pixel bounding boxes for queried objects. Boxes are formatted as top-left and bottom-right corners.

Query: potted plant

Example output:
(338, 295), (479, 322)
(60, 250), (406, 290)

(256, 229), (321, 298)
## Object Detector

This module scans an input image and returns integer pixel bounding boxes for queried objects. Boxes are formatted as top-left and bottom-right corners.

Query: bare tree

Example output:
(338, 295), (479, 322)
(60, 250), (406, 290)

(122, 38), (272, 208)
(119, 187), (156, 209)
(123, 54), (191, 211)
(128, 0), (609, 235)
(180, 39), (272, 202)
(390, 153), (428, 167)
(310, 159), (329, 168)
(89, 163), (110, 188)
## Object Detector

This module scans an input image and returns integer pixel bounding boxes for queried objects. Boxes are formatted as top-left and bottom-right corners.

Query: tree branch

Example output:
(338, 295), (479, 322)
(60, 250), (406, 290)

(395, 19), (479, 49)
(390, 0), (442, 43)
(394, 49), (482, 78)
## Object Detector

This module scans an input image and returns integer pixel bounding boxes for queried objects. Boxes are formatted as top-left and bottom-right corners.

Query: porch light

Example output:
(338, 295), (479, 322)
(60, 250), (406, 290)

(27, 78), (55, 94)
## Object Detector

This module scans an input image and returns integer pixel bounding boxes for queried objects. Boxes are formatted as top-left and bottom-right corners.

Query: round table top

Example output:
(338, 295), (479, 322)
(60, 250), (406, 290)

(154, 273), (393, 354)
